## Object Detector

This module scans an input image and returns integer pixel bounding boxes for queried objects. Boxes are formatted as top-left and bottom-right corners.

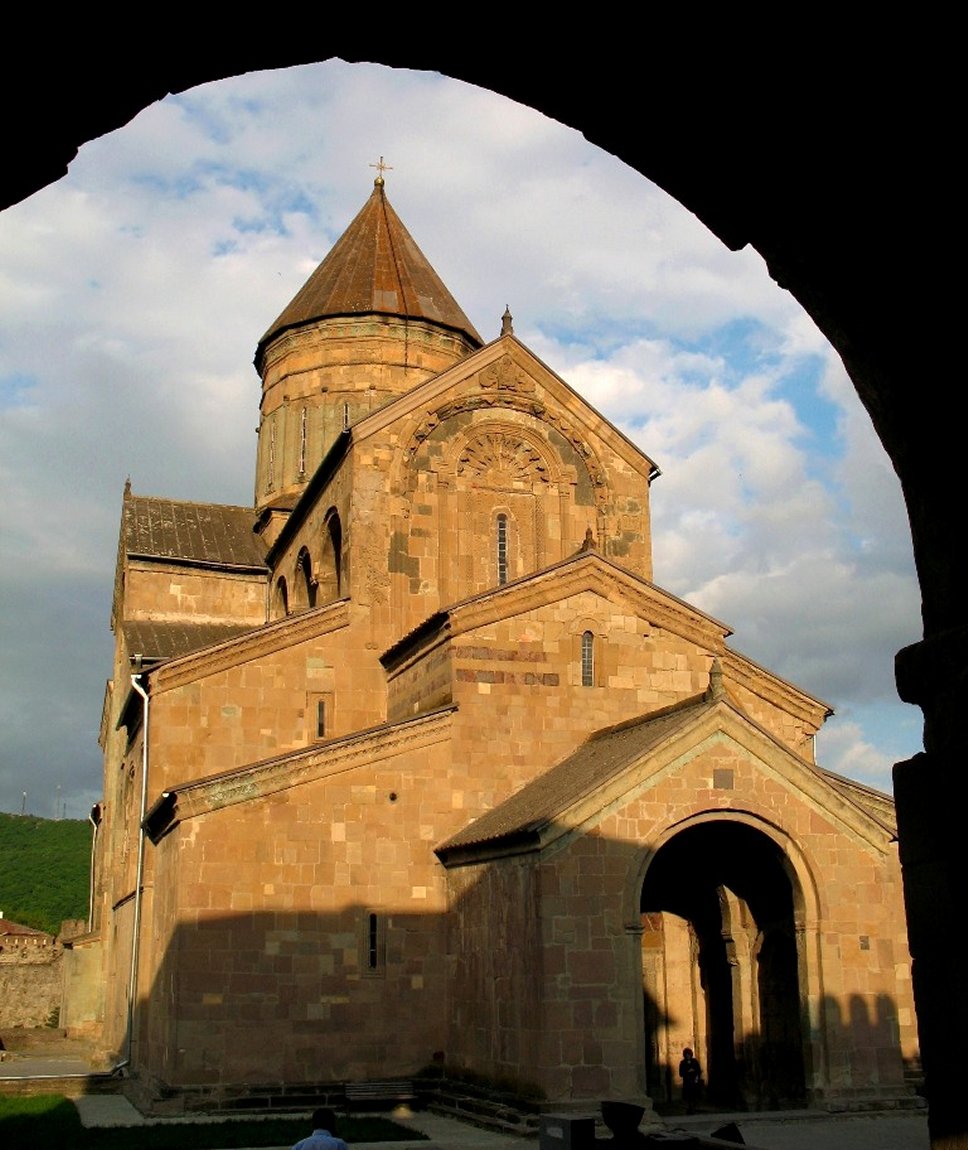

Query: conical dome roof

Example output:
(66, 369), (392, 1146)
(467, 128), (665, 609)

(256, 179), (482, 371)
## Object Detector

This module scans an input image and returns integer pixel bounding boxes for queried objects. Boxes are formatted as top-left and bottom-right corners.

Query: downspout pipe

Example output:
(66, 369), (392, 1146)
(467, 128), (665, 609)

(87, 803), (101, 931)
(126, 668), (150, 1070)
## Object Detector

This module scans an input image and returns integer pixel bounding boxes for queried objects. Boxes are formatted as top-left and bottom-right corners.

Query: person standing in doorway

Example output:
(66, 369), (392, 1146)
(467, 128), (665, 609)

(679, 1047), (703, 1113)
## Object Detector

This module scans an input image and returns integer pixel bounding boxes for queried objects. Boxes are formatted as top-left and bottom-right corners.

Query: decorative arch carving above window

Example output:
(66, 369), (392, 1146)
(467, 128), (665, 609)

(398, 401), (608, 507)
(457, 431), (550, 488)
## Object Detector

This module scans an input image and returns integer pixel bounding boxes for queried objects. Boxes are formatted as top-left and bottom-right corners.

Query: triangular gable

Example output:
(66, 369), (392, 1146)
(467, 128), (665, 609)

(351, 333), (659, 482)
(144, 705), (456, 842)
(436, 694), (893, 866)
(383, 548), (730, 674)
(149, 598), (350, 694)
(265, 333), (660, 577)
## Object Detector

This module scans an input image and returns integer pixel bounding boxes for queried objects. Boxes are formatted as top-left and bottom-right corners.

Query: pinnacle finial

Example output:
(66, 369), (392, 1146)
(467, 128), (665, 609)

(370, 155), (393, 188)
(707, 657), (725, 701)
(501, 305), (513, 336)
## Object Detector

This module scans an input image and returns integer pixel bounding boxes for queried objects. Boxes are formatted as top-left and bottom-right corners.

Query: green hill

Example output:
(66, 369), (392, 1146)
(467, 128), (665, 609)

(0, 813), (90, 936)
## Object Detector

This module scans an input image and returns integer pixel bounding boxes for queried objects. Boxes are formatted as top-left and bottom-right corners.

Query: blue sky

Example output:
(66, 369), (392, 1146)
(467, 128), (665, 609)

(0, 61), (923, 818)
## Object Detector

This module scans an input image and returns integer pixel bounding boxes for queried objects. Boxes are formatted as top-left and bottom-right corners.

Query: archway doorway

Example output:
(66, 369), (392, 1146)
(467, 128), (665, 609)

(640, 820), (806, 1111)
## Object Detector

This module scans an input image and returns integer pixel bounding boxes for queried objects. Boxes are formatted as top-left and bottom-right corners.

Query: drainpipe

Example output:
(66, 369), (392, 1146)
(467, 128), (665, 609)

(125, 667), (150, 1070)
(87, 803), (102, 931)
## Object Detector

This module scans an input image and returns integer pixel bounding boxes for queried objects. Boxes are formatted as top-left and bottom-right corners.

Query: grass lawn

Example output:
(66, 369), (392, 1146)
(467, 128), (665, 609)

(0, 1095), (426, 1148)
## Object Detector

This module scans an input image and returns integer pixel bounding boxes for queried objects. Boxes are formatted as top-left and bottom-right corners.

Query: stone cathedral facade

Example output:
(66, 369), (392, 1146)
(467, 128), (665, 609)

(79, 178), (919, 1113)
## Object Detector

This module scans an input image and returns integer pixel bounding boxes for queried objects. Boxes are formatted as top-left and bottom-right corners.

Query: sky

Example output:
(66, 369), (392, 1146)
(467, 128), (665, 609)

(0, 60), (924, 820)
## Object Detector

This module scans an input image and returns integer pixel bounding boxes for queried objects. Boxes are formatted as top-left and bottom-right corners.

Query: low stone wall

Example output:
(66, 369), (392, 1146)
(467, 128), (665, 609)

(0, 953), (62, 1028)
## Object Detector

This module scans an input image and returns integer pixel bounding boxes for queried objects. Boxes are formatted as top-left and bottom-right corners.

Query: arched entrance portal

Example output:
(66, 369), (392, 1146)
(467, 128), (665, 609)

(640, 820), (806, 1111)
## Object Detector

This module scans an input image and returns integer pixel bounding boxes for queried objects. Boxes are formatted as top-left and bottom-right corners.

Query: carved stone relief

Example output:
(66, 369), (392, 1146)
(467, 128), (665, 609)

(403, 394), (608, 503)
(457, 432), (549, 486)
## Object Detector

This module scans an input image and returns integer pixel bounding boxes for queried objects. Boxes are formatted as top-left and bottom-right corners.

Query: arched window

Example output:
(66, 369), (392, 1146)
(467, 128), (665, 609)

(266, 418), (276, 492)
(298, 406), (308, 476)
(297, 548), (316, 610)
(581, 630), (595, 687)
(496, 513), (509, 586)
(273, 576), (289, 619)
(327, 511), (342, 597)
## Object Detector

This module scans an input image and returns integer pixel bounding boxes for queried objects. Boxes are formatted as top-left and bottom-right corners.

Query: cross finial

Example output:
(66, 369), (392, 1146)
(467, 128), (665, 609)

(370, 156), (393, 188)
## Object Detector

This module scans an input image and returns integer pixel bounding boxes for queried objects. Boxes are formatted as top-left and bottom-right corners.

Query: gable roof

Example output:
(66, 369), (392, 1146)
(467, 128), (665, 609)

(437, 694), (712, 860)
(143, 705), (456, 841)
(351, 333), (660, 480)
(0, 918), (52, 940)
(256, 179), (482, 370)
(382, 548), (732, 673)
(123, 492), (266, 571)
(436, 691), (894, 866)
(265, 333), (663, 566)
(821, 769), (897, 831)
(122, 620), (255, 663)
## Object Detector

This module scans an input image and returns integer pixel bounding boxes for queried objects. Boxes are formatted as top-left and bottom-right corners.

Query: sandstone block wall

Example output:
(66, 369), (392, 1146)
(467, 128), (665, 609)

(0, 952), (62, 1028)
(136, 736), (470, 1090)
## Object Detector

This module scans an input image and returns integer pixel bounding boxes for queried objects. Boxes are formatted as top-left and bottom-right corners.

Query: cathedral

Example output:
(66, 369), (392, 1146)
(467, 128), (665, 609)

(77, 176), (919, 1113)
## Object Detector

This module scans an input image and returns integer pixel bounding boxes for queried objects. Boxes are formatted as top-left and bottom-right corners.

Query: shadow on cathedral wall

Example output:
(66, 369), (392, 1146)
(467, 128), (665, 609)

(649, 992), (919, 1116)
(112, 814), (915, 1114)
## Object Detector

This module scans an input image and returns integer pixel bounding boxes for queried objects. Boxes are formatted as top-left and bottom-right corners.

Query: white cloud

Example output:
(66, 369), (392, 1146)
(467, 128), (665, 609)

(816, 716), (907, 794)
(0, 60), (922, 815)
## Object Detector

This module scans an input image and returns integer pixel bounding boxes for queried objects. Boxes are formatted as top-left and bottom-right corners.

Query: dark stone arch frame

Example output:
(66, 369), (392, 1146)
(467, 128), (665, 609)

(6, 38), (955, 1144)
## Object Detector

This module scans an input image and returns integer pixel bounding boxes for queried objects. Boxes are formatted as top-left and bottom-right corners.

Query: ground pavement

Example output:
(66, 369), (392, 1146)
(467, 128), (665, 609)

(0, 1045), (929, 1150)
(69, 1096), (929, 1150)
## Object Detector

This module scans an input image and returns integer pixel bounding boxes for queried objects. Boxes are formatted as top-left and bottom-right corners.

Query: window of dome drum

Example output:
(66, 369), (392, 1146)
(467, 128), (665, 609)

(496, 514), (508, 585)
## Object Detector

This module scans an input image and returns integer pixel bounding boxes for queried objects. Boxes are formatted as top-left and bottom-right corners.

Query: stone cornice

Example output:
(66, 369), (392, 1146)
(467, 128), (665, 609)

(145, 706), (456, 841)
(353, 335), (658, 480)
(722, 647), (832, 728)
(126, 553), (267, 576)
(383, 552), (730, 675)
(438, 699), (893, 868)
(150, 599), (350, 694)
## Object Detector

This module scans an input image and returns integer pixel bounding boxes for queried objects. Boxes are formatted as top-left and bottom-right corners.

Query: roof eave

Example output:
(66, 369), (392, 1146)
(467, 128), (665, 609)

(435, 828), (543, 868)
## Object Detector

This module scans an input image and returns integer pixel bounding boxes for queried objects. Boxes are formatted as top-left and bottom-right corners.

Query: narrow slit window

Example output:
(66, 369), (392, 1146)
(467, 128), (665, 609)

(581, 630), (595, 687)
(267, 421), (276, 491)
(308, 692), (333, 743)
(496, 514), (509, 586)
(343, 401), (350, 431)
(367, 913), (379, 970)
(363, 909), (384, 975)
(298, 406), (308, 476)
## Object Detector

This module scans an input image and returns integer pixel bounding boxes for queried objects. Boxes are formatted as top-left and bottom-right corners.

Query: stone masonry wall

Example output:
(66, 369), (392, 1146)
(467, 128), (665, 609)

(0, 952), (62, 1028)
(137, 733), (472, 1092)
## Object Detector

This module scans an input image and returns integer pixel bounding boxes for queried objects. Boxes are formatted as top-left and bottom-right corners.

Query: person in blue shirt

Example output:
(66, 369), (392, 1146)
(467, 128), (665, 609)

(292, 1107), (350, 1150)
